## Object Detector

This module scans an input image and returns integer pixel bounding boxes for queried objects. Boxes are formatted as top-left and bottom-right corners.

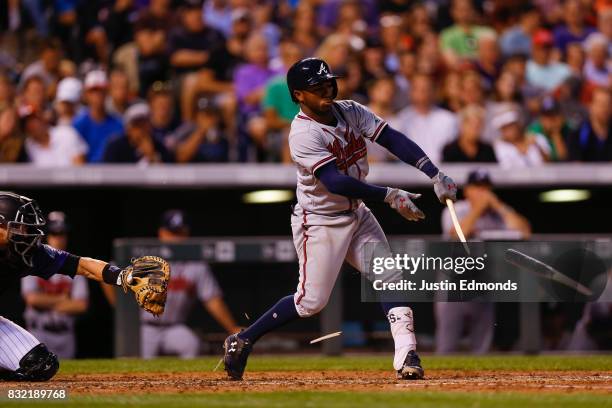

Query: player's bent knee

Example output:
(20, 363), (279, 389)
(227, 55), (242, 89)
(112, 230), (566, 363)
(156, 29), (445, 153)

(7, 344), (59, 381)
(295, 298), (328, 317)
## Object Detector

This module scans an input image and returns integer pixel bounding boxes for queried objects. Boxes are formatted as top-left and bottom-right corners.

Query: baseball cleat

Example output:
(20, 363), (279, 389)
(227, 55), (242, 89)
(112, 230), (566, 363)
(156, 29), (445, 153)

(223, 334), (252, 380)
(396, 350), (424, 380)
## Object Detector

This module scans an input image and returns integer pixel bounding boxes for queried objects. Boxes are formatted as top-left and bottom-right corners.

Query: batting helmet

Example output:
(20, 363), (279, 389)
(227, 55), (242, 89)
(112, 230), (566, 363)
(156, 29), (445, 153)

(286, 58), (341, 103)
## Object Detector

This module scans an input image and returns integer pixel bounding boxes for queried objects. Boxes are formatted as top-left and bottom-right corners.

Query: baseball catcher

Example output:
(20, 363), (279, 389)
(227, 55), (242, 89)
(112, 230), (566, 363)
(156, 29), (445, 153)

(0, 191), (170, 381)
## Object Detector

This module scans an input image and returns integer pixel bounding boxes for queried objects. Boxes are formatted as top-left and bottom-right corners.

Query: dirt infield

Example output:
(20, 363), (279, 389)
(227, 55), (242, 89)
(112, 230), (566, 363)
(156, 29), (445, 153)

(3, 370), (611, 395)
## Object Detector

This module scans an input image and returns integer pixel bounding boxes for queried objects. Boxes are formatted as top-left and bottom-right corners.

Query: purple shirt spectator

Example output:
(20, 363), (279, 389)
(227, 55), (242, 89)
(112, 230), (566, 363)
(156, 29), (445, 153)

(553, 25), (596, 55)
(234, 64), (280, 115)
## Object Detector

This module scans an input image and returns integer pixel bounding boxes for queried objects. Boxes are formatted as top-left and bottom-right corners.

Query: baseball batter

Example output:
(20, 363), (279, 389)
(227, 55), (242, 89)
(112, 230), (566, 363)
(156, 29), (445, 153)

(223, 58), (457, 380)
(0, 192), (168, 381)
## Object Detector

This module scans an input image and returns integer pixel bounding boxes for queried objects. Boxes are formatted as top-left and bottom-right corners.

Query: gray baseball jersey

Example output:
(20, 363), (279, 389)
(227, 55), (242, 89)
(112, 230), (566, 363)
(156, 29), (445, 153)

(21, 274), (88, 333)
(289, 100), (387, 215)
(287, 100), (417, 364)
(140, 260), (221, 325)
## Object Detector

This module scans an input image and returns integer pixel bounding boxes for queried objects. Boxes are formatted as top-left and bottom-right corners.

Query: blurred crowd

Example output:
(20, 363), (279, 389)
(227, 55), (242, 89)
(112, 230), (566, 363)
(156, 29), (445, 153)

(0, 0), (610, 166)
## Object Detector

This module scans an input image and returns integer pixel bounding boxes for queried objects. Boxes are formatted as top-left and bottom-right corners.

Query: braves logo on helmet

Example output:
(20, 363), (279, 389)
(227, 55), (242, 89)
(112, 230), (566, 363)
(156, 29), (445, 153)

(286, 58), (341, 103)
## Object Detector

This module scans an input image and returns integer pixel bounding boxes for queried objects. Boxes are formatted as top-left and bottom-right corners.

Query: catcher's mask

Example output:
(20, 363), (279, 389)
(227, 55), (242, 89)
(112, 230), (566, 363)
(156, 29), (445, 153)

(0, 192), (45, 267)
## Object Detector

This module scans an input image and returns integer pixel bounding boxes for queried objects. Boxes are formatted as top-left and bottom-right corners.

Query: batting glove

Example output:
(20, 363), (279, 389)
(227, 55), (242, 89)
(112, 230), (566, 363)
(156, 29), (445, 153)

(432, 171), (457, 204)
(385, 188), (425, 221)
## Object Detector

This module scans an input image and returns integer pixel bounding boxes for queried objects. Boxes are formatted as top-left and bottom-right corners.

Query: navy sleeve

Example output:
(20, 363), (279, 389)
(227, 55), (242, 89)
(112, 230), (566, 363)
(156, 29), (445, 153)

(29, 244), (78, 279)
(315, 161), (387, 201)
(376, 125), (439, 178)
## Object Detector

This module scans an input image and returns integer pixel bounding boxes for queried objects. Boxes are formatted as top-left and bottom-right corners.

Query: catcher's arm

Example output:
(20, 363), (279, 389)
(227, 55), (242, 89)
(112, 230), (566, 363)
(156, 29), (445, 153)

(76, 256), (171, 316)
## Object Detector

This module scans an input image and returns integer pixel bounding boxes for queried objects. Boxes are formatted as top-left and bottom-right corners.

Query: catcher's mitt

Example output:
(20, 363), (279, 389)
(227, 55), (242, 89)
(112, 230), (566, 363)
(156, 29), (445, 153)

(121, 256), (170, 316)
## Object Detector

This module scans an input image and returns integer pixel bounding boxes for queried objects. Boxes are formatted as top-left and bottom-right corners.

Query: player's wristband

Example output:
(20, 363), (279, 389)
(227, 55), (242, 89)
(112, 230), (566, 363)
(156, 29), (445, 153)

(102, 264), (123, 286)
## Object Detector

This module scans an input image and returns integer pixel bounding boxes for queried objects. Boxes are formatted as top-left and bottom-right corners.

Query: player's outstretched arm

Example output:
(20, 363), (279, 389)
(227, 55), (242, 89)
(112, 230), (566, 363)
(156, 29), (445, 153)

(376, 126), (457, 203)
(315, 161), (424, 221)
(76, 256), (170, 317)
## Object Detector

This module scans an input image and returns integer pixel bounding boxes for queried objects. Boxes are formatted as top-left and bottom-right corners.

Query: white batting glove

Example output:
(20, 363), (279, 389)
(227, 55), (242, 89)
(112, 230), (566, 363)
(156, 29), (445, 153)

(384, 188), (425, 221)
(432, 171), (457, 204)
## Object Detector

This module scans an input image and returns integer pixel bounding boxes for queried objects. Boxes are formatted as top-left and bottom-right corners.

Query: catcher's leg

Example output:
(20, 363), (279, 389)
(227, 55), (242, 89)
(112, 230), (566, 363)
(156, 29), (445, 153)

(0, 316), (58, 381)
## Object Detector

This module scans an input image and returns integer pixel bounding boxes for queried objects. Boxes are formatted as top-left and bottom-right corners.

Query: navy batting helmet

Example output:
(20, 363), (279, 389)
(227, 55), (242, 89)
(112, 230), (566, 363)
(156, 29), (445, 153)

(286, 58), (341, 103)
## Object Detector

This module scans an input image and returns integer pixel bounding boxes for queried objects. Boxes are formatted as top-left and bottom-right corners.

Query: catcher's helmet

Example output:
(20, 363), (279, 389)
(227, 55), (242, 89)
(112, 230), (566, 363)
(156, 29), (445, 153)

(286, 58), (341, 103)
(0, 192), (45, 266)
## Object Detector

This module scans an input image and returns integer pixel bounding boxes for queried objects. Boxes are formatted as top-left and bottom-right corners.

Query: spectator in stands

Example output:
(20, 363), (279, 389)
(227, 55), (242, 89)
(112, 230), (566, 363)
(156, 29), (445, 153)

(334, 64), (367, 104)
(553, 0), (596, 56)
(20, 39), (62, 92)
(54, 77), (82, 126)
(225, 9), (253, 65)
(148, 81), (178, 142)
(73, 70), (123, 163)
(379, 14), (403, 72)
(262, 38), (302, 163)
(527, 97), (570, 161)
(391, 74), (458, 164)
(582, 33), (611, 88)
(103, 102), (173, 163)
(492, 108), (550, 168)
(103, 0), (136, 54)
(366, 76), (397, 162)
(440, 71), (463, 113)
(527, 29), (572, 92)
(105, 69), (136, 117)
(19, 76), (50, 120)
(22, 211), (88, 359)
(113, 17), (169, 98)
(0, 106), (27, 163)
(407, 3), (433, 43)
(569, 87), (612, 161)
(442, 104), (496, 163)
(393, 51), (416, 111)
(291, 3), (319, 57)
(566, 42), (586, 77)
(500, 5), (541, 58)
(20, 104), (88, 166)
(204, 0), (233, 37)
(362, 37), (391, 86)
(597, 9), (612, 55)
(137, 0), (176, 34)
(169, 96), (228, 163)
(169, 0), (228, 121)
(474, 32), (501, 92)
(439, 0), (495, 65)
(558, 76), (588, 132)
(234, 33), (280, 161)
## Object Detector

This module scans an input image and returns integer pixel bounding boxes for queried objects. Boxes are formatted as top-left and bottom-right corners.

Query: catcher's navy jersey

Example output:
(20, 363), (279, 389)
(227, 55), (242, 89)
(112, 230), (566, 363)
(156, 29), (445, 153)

(0, 244), (73, 293)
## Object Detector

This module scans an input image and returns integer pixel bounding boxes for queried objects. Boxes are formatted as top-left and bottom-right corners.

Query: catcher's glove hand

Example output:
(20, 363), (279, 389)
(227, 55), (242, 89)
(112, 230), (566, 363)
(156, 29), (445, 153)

(121, 256), (170, 316)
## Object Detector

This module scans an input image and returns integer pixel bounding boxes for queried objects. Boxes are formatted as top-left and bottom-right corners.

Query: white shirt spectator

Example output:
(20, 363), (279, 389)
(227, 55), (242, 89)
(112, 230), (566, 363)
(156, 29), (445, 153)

(390, 107), (458, 164)
(25, 125), (88, 166)
(493, 135), (550, 168)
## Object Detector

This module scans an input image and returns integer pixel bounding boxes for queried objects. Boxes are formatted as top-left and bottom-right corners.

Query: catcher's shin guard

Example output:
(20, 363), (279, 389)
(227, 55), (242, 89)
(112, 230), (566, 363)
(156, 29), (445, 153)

(223, 334), (252, 380)
(0, 344), (59, 382)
